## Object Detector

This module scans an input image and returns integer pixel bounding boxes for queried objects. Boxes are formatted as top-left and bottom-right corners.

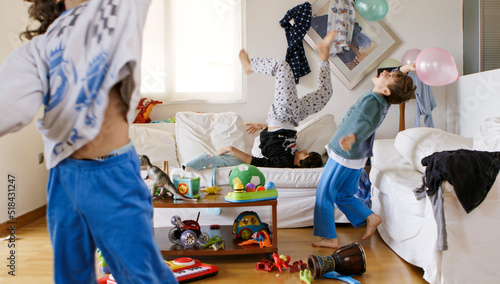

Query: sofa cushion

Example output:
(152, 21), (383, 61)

(394, 127), (473, 173)
(130, 125), (179, 169)
(296, 113), (337, 156)
(251, 113), (336, 160)
(473, 117), (500, 152)
(175, 112), (246, 166)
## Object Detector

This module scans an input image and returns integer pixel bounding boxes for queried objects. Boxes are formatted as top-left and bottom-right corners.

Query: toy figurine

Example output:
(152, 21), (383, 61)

(300, 269), (312, 284)
(272, 253), (291, 273)
(140, 155), (196, 201)
(134, 98), (162, 123)
(200, 185), (223, 195)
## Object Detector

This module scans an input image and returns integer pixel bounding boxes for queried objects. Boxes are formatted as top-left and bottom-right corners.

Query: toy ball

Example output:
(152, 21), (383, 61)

(355, 0), (389, 21)
(415, 47), (459, 86)
(264, 182), (276, 190)
(256, 186), (266, 191)
(378, 58), (401, 69)
(233, 182), (244, 191)
(245, 183), (256, 192)
(401, 48), (421, 65)
(229, 164), (266, 189)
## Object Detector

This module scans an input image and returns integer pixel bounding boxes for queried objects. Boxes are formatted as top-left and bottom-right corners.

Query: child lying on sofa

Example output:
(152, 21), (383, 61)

(216, 31), (338, 169)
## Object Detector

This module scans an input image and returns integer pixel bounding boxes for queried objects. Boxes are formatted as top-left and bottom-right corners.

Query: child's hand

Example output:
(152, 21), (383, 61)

(400, 63), (416, 74)
(246, 123), (266, 134)
(339, 134), (356, 151)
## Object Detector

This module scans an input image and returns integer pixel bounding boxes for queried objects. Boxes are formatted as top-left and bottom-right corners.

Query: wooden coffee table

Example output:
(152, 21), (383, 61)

(153, 186), (278, 256)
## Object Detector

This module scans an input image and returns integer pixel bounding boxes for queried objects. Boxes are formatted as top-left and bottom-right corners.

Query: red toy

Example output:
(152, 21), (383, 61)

(272, 253), (291, 273)
(255, 258), (275, 272)
(169, 213), (209, 248)
(290, 260), (308, 273)
(98, 257), (218, 284)
(134, 98), (162, 123)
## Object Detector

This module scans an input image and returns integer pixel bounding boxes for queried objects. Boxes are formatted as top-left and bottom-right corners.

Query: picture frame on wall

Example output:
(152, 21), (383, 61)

(304, 0), (400, 89)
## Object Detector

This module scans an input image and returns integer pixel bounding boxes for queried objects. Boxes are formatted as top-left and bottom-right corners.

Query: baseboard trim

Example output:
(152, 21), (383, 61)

(1, 205), (46, 236)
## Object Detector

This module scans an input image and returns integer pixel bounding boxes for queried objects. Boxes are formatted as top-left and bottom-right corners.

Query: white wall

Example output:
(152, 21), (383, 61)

(0, 1), (48, 224)
(0, 0), (464, 223)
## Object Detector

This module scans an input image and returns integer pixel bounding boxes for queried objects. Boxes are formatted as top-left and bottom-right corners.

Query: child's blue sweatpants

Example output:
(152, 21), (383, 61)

(46, 147), (177, 283)
(313, 157), (373, 239)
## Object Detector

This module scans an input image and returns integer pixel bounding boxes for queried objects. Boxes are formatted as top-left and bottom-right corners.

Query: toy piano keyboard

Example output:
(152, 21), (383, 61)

(97, 257), (218, 284)
(168, 257), (218, 283)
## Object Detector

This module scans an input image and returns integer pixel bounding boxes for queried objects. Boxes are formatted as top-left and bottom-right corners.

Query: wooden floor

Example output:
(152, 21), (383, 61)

(0, 218), (427, 283)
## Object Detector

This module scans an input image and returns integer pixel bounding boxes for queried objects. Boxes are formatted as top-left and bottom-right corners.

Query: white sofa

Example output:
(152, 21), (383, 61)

(129, 111), (350, 229)
(369, 117), (500, 284)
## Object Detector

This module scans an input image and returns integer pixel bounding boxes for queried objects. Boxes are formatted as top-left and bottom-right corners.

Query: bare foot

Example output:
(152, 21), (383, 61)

(361, 213), (382, 240)
(312, 237), (338, 249)
(239, 49), (253, 75)
(318, 30), (337, 61)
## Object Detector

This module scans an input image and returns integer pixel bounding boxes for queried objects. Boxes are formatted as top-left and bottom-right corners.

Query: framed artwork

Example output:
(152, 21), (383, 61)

(304, 0), (400, 89)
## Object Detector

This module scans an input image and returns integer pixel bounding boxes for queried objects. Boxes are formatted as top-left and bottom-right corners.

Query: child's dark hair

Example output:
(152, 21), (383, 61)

(385, 71), (416, 105)
(298, 152), (323, 168)
(20, 0), (66, 40)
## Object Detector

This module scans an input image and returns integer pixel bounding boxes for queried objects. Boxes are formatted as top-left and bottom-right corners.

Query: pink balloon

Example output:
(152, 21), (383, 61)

(415, 47), (459, 87)
(401, 49), (421, 65)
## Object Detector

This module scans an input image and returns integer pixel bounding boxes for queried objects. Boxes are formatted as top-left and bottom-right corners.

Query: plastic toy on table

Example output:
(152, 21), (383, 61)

(173, 177), (201, 199)
(225, 181), (278, 203)
(168, 213), (209, 248)
(232, 211), (270, 240)
(238, 230), (272, 248)
(200, 185), (223, 195)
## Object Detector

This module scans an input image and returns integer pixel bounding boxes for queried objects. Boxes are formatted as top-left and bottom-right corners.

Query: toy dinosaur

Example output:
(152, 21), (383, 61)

(139, 155), (196, 201)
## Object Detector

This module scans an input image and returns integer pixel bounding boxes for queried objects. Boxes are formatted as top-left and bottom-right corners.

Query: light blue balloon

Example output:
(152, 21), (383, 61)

(355, 0), (389, 21)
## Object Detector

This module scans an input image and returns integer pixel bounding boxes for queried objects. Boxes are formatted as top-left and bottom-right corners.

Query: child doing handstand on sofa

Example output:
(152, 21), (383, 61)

(218, 31), (337, 169)
(312, 64), (417, 249)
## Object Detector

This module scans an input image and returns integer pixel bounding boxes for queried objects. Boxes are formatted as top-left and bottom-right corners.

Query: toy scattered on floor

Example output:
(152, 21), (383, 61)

(134, 98), (162, 123)
(98, 257), (218, 284)
(273, 253), (291, 273)
(299, 269), (312, 284)
(173, 176), (200, 199)
(254, 253), (291, 273)
(96, 248), (110, 274)
(168, 257), (219, 283)
(225, 179), (278, 203)
(290, 260), (308, 273)
(200, 185), (223, 195)
(229, 164), (266, 188)
(168, 213), (209, 248)
(322, 271), (361, 284)
(140, 155), (197, 201)
(238, 230), (272, 248)
(232, 211), (270, 240)
(307, 242), (366, 279)
(255, 258), (275, 272)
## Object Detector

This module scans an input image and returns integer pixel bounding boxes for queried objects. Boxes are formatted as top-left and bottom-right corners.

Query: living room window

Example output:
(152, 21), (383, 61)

(140, 0), (245, 104)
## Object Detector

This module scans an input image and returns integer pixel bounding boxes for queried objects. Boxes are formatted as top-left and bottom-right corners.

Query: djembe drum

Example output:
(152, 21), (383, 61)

(307, 242), (366, 279)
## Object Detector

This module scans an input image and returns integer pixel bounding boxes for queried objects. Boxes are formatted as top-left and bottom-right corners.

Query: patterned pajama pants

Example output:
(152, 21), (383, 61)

(250, 58), (333, 127)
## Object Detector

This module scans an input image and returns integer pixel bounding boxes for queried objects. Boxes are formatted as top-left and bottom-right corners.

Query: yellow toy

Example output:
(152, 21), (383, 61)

(201, 186), (223, 195)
